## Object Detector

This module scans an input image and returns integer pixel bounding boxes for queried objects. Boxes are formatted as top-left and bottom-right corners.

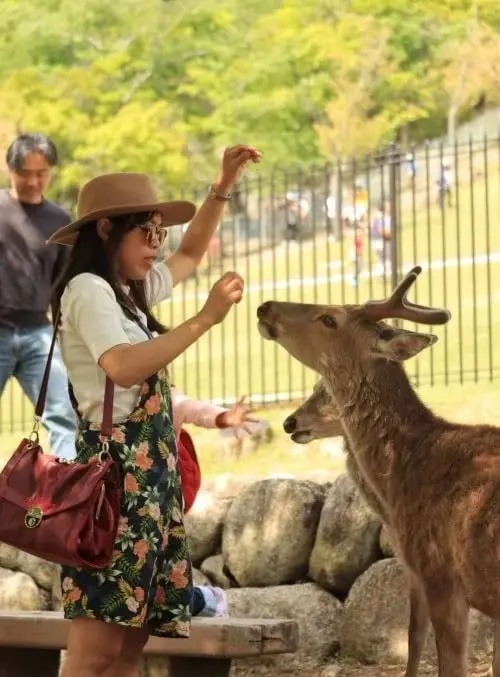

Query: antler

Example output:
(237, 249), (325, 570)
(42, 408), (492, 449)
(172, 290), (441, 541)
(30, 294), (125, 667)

(362, 266), (452, 325)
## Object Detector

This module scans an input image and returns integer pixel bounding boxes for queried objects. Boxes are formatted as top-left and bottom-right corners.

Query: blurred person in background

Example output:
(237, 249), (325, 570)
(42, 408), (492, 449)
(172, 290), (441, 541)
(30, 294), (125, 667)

(0, 133), (76, 457)
(436, 162), (453, 210)
(281, 191), (309, 243)
(370, 204), (392, 276)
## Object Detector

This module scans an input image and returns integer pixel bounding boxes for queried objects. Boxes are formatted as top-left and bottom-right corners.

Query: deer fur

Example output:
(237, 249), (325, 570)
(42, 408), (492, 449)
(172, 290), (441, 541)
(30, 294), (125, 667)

(285, 382), (433, 677)
(284, 380), (389, 522)
(257, 267), (500, 677)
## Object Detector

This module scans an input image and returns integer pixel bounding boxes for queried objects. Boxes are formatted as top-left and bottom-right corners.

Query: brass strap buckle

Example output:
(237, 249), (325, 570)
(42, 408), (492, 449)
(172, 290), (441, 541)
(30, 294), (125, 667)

(25, 507), (43, 529)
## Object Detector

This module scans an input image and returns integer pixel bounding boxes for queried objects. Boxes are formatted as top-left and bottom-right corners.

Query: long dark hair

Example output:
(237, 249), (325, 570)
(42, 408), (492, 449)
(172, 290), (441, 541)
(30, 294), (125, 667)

(51, 212), (166, 334)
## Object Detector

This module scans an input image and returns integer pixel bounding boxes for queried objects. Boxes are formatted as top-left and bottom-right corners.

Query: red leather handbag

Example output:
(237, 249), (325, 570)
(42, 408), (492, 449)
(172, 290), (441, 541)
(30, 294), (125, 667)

(0, 320), (121, 569)
(177, 428), (201, 514)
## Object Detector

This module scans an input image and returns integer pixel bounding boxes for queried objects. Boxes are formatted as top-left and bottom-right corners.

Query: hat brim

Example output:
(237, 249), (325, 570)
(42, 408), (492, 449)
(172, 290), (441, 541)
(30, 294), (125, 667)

(47, 200), (197, 246)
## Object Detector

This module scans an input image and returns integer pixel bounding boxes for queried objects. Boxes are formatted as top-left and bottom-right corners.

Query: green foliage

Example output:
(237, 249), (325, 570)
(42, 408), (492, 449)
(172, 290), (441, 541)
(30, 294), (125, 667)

(0, 0), (498, 193)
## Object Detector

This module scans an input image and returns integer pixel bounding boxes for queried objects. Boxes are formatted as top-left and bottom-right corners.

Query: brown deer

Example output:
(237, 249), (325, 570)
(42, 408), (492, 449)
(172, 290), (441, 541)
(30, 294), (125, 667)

(284, 380), (389, 522)
(284, 379), (340, 445)
(257, 266), (500, 677)
(284, 381), (435, 676)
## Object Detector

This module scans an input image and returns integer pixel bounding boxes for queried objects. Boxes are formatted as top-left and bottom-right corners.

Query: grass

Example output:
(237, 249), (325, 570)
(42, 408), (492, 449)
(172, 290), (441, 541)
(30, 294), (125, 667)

(0, 141), (499, 432)
(158, 147), (500, 403)
(1, 382), (500, 481)
(148, 381), (500, 481)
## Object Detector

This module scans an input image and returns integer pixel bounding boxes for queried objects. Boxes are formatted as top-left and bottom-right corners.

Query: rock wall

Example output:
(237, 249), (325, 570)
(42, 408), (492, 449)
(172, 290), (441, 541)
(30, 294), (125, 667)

(0, 474), (493, 676)
(183, 475), (494, 673)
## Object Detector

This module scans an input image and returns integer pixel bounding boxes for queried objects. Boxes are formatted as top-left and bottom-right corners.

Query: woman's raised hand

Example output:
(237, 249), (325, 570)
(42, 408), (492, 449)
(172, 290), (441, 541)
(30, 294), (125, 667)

(199, 272), (244, 325)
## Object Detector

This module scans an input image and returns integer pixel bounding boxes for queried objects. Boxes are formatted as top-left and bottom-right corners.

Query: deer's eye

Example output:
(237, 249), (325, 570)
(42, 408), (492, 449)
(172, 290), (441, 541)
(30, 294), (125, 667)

(379, 328), (395, 341)
(319, 314), (337, 329)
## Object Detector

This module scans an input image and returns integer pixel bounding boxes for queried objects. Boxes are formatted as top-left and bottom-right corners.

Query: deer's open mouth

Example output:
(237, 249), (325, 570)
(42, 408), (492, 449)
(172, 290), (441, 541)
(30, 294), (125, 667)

(257, 320), (278, 340)
(290, 430), (314, 444)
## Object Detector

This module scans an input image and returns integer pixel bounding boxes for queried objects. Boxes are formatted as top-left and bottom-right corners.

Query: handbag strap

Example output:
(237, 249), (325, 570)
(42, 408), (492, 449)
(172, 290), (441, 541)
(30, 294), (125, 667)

(34, 310), (115, 439)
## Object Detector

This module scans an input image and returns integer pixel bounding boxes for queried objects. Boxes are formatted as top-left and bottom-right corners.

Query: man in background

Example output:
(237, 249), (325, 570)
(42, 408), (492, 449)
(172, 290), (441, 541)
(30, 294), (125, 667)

(0, 133), (76, 457)
(436, 162), (453, 209)
(370, 204), (392, 276)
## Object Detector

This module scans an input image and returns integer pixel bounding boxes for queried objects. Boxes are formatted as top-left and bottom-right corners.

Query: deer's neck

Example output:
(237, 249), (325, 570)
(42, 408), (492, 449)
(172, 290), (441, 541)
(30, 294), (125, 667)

(322, 356), (437, 503)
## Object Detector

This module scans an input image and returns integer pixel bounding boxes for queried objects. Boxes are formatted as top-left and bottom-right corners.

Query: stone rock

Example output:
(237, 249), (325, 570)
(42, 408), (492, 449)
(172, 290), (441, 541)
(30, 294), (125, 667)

(203, 473), (262, 499)
(380, 524), (396, 557)
(302, 469), (340, 487)
(227, 583), (343, 671)
(309, 474), (382, 597)
(184, 493), (232, 564)
(200, 554), (235, 589)
(223, 479), (325, 587)
(192, 568), (209, 587)
(0, 543), (60, 591)
(51, 574), (63, 610)
(341, 558), (493, 667)
(0, 567), (51, 610)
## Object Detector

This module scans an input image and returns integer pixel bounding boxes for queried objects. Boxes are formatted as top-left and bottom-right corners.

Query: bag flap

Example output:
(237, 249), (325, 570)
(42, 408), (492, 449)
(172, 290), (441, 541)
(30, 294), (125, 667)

(0, 439), (118, 517)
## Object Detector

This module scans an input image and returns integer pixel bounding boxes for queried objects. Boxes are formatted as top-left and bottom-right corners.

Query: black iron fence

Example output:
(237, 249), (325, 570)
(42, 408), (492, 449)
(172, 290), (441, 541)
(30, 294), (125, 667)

(1, 135), (499, 433)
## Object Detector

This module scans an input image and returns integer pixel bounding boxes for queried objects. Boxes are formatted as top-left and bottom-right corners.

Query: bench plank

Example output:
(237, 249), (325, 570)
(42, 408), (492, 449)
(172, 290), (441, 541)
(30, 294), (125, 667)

(0, 611), (298, 659)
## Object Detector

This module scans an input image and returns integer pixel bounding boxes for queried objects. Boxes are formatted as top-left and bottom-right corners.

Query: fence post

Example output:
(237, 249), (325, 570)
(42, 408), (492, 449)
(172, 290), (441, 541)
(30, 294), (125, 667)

(388, 143), (402, 327)
(334, 159), (343, 241)
(388, 143), (400, 292)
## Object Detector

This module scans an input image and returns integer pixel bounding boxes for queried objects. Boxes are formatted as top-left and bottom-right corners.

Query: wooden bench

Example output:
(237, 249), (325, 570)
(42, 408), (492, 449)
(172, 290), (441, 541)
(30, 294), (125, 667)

(0, 611), (299, 677)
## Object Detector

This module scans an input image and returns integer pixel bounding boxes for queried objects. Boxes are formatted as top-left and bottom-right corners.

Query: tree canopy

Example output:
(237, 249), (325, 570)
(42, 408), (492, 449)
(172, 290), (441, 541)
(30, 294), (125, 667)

(0, 0), (498, 195)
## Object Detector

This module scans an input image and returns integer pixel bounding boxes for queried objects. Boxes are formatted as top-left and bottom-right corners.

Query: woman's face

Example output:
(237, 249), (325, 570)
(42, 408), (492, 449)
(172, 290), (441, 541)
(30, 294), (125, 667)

(102, 212), (166, 281)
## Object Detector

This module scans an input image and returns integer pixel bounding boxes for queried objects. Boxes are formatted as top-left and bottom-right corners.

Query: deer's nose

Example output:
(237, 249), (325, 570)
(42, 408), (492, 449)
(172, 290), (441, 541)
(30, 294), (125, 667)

(257, 302), (272, 319)
(283, 416), (297, 433)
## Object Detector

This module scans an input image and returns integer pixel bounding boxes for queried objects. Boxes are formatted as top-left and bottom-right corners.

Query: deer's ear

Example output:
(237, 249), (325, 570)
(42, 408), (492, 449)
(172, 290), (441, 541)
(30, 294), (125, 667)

(376, 328), (438, 361)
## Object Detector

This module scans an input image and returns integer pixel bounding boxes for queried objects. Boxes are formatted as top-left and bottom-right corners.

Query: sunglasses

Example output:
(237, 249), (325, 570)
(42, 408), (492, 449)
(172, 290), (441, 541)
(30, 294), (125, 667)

(136, 219), (167, 248)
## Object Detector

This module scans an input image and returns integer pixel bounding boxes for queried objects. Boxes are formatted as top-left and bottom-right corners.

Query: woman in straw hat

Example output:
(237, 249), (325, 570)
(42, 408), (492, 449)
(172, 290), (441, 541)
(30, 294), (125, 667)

(50, 145), (261, 677)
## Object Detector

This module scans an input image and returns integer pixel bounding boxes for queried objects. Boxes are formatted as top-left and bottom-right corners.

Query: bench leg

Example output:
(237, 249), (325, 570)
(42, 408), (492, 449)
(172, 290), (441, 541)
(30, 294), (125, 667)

(0, 647), (60, 677)
(169, 657), (231, 677)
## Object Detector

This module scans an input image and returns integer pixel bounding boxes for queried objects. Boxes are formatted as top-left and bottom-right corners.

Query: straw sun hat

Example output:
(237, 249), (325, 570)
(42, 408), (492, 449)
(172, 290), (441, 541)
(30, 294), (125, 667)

(48, 173), (196, 246)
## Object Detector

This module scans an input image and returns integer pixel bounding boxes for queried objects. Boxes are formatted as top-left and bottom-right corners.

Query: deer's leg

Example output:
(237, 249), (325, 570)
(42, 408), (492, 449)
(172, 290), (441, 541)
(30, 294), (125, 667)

(428, 587), (469, 677)
(405, 580), (430, 677)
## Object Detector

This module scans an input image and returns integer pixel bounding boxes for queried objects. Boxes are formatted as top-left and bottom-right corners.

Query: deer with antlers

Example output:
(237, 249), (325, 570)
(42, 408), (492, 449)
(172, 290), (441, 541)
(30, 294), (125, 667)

(257, 266), (500, 677)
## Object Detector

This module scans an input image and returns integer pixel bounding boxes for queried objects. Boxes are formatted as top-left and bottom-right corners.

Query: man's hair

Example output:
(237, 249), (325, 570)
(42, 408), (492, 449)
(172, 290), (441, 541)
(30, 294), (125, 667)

(6, 133), (59, 171)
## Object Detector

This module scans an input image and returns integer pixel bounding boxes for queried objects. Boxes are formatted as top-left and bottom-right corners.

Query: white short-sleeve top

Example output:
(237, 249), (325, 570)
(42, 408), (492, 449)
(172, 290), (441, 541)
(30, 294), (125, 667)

(59, 263), (173, 424)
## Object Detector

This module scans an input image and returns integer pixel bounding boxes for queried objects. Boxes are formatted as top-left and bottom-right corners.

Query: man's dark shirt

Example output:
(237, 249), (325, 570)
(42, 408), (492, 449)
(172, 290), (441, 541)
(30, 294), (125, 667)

(0, 189), (70, 329)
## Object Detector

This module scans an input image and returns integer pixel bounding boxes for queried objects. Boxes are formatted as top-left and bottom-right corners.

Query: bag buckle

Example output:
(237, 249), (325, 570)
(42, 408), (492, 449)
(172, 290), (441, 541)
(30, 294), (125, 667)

(29, 417), (41, 444)
(25, 506), (43, 529)
(97, 438), (110, 466)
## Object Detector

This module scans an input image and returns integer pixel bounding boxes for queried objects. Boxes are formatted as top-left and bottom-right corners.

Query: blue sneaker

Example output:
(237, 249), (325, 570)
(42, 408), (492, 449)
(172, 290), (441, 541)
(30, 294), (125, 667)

(196, 585), (229, 617)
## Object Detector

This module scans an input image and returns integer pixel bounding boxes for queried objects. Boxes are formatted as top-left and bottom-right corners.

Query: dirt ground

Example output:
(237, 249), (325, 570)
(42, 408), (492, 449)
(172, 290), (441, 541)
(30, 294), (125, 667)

(231, 660), (493, 677)
(335, 665), (491, 677)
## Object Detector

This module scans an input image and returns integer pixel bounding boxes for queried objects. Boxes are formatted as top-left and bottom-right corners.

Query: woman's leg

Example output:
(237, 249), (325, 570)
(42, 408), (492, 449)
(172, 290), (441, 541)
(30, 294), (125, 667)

(104, 627), (150, 677)
(60, 618), (129, 677)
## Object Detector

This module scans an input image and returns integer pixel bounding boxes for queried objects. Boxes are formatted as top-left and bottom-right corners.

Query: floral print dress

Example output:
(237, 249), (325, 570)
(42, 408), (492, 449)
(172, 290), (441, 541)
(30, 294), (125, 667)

(61, 366), (193, 637)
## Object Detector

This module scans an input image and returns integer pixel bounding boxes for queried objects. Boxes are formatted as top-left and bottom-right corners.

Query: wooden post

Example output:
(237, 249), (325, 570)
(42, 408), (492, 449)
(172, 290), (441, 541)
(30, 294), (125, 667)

(0, 647), (60, 677)
(169, 657), (232, 677)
